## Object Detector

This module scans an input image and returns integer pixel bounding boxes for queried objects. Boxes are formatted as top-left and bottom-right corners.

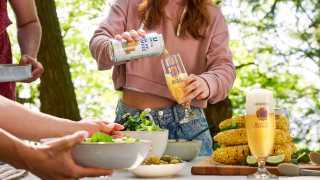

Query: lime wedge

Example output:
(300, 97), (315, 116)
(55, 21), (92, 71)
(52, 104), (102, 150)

(267, 154), (285, 165)
(246, 156), (257, 166)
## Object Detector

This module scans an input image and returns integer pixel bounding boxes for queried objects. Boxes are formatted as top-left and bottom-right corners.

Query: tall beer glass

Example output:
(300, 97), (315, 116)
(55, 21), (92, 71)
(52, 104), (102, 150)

(245, 89), (277, 179)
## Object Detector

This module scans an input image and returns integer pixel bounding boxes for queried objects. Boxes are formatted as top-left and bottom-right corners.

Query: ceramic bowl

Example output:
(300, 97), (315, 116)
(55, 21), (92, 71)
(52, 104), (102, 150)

(164, 139), (202, 161)
(72, 140), (151, 169)
(122, 130), (168, 157)
(131, 163), (185, 178)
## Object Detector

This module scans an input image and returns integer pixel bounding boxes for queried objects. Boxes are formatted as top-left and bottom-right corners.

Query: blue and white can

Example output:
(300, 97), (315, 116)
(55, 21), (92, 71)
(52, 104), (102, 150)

(108, 32), (165, 63)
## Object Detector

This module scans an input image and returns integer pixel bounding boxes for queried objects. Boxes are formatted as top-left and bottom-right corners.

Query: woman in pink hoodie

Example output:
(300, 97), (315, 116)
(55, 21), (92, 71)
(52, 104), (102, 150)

(90, 0), (236, 155)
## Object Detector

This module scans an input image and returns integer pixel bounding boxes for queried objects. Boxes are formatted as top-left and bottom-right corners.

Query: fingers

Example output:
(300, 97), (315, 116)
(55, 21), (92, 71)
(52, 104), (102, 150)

(31, 61), (44, 77)
(114, 30), (145, 41)
(180, 74), (210, 103)
(114, 34), (122, 40)
(25, 62), (44, 82)
(51, 131), (89, 151)
(113, 123), (124, 131)
(185, 74), (197, 85)
(196, 91), (208, 100)
(185, 79), (201, 95)
(111, 131), (125, 138)
(137, 29), (146, 36)
(129, 30), (140, 41)
(99, 122), (124, 134)
(121, 32), (133, 41)
(182, 88), (203, 104)
(20, 55), (44, 82)
(76, 166), (113, 177)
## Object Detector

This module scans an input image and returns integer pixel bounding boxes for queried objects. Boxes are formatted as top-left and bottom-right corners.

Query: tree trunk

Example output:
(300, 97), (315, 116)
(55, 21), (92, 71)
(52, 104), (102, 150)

(35, 0), (81, 120)
(204, 98), (233, 137)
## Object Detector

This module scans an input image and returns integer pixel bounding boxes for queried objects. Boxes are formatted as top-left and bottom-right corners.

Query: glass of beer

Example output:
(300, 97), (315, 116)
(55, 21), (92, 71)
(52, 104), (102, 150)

(161, 54), (195, 124)
(245, 89), (278, 179)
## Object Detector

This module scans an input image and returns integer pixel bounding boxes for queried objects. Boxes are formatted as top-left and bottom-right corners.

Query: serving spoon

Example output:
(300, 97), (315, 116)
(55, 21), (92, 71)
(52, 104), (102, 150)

(278, 163), (320, 176)
(310, 152), (320, 165)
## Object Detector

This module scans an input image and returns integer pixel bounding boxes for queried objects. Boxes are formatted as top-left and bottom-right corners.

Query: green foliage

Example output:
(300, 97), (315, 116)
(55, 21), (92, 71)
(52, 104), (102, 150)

(6, 0), (319, 149)
(224, 0), (320, 149)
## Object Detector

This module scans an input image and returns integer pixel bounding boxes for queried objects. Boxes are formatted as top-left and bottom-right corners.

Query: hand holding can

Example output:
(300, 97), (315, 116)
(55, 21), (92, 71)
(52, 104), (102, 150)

(114, 29), (146, 42)
(108, 30), (165, 63)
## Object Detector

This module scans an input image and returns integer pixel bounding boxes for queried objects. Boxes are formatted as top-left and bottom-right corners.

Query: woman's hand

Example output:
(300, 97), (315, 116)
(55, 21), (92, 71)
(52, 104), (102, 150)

(78, 120), (124, 138)
(181, 74), (210, 104)
(19, 55), (44, 83)
(114, 29), (146, 41)
(23, 131), (112, 180)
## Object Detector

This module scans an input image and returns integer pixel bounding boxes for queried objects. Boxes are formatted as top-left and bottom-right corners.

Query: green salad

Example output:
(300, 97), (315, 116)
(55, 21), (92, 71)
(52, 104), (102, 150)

(84, 132), (138, 143)
(122, 108), (162, 131)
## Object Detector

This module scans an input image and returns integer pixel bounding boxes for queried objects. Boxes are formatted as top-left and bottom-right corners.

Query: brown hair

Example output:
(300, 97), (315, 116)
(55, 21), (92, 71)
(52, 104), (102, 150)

(138, 0), (212, 39)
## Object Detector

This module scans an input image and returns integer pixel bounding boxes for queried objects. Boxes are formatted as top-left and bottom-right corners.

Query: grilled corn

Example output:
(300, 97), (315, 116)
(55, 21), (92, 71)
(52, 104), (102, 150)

(219, 115), (289, 132)
(212, 143), (295, 165)
(214, 128), (292, 146)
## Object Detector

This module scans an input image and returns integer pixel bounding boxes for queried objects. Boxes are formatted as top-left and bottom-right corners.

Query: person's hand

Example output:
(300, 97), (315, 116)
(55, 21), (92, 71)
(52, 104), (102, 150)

(19, 55), (44, 83)
(78, 120), (125, 138)
(114, 29), (146, 41)
(181, 74), (210, 104)
(23, 131), (112, 180)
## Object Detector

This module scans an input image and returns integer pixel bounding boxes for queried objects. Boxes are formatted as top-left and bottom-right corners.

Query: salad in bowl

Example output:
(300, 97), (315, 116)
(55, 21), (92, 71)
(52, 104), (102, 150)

(121, 109), (169, 157)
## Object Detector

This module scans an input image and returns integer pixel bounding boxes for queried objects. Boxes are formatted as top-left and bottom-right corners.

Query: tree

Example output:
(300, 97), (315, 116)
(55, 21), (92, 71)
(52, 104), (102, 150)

(34, 0), (80, 120)
(224, 0), (320, 148)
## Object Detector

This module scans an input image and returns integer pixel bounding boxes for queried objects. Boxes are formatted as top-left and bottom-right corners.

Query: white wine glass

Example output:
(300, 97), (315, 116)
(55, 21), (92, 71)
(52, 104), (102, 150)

(161, 54), (195, 124)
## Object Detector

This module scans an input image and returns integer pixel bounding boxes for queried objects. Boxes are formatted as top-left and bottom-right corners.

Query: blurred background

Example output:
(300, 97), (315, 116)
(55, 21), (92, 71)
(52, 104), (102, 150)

(7, 0), (320, 149)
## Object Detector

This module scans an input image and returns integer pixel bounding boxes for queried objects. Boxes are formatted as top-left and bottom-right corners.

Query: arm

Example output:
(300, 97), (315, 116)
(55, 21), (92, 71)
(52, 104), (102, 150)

(9, 0), (44, 82)
(0, 95), (123, 140)
(183, 10), (235, 105)
(89, 0), (128, 70)
(198, 10), (236, 104)
(9, 0), (41, 58)
(0, 128), (30, 169)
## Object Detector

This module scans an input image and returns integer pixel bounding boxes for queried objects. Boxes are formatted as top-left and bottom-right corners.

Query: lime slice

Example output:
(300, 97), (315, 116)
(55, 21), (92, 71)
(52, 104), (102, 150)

(267, 154), (285, 165)
(246, 156), (257, 166)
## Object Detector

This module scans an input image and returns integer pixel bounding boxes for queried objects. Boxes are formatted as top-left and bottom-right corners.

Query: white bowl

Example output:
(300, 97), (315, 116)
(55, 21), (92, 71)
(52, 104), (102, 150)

(122, 130), (168, 157)
(164, 139), (202, 161)
(0, 64), (32, 82)
(72, 140), (151, 170)
(131, 163), (185, 178)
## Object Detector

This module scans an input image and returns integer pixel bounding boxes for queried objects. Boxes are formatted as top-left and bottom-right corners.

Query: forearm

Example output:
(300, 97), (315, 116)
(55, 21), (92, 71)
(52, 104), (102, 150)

(90, 34), (114, 70)
(199, 61), (235, 104)
(0, 128), (32, 170)
(0, 96), (84, 140)
(17, 21), (42, 58)
(90, 1), (128, 70)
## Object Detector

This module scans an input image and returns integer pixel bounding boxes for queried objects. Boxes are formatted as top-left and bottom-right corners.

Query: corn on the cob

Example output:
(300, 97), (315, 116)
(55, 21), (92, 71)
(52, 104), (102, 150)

(219, 115), (289, 132)
(212, 145), (250, 165)
(212, 143), (295, 165)
(214, 128), (292, 146)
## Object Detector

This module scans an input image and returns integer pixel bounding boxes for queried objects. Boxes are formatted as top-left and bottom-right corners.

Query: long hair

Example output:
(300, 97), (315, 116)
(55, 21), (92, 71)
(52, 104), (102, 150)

(138, 0), (212, 39)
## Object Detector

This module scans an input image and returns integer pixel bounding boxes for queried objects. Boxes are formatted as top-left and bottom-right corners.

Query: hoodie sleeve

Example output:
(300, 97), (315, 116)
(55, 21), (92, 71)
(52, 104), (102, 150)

(89, 0), (128, 70)
(198, 9), (236, 104)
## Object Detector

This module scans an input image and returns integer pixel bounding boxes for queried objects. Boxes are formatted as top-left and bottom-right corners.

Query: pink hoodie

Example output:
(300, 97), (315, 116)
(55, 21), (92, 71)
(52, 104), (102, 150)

(90, 0), (236, 108)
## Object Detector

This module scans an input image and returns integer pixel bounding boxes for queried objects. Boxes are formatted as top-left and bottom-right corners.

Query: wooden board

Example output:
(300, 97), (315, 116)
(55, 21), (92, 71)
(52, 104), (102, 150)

(191, 158), (320, 176)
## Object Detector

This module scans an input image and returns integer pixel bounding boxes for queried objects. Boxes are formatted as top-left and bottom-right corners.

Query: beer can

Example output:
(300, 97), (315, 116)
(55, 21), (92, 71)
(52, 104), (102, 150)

(108, 32), (165, 63)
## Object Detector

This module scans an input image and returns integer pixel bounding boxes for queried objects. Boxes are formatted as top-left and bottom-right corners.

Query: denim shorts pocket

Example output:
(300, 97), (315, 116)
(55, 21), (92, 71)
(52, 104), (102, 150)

(178, 109), (209, 138)
(114, 100), (140, 124)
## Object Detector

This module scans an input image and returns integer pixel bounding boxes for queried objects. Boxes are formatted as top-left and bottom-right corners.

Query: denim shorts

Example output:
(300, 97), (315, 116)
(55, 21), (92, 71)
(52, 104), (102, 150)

(115, 100), (213, 156)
